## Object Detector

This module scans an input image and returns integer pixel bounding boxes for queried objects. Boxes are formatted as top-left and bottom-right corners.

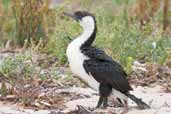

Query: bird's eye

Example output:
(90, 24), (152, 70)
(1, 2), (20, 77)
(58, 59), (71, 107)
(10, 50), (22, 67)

(77, 16), (82, 20)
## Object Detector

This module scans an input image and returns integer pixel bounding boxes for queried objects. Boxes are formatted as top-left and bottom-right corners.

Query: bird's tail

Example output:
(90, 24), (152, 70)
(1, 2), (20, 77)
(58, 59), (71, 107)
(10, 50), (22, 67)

(126, 93), (150, 109)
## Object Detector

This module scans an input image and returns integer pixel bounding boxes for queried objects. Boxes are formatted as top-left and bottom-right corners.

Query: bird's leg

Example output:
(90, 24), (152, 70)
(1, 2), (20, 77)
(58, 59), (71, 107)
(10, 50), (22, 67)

(97, 84), (111, 108)
(120, 100), (128, 114)
(103, 97), (108, 108)
(96, 96), (103, 108)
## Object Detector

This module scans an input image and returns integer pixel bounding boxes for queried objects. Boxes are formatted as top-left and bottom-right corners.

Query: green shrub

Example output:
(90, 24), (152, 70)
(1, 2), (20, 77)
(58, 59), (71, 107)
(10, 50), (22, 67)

(45, 7), (81, 65)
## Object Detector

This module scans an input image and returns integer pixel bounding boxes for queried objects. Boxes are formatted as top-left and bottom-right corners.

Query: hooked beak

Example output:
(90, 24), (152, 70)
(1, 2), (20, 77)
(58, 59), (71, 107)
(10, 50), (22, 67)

(63, 12), (78, 21)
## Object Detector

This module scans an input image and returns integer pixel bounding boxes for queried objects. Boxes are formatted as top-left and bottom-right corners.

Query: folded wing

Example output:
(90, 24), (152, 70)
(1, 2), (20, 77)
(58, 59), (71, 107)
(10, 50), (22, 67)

(82, 47), (132, 93)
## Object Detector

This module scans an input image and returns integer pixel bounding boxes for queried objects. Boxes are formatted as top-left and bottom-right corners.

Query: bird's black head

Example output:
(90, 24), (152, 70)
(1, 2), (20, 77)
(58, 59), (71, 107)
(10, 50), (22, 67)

(64, 11), (95, 22)
(64, 11), (96, 30)
(64, 11), (97, 47)
(73, 11), (95, 21)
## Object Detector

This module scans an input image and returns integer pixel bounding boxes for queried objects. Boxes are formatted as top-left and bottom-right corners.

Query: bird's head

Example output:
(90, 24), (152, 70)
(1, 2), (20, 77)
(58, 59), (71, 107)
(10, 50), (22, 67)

(64, 11), (96, 29)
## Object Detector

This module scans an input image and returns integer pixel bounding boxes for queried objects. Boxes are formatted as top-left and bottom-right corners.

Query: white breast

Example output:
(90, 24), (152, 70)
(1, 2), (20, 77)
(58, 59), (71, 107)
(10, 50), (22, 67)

(66, 39), (99, 91)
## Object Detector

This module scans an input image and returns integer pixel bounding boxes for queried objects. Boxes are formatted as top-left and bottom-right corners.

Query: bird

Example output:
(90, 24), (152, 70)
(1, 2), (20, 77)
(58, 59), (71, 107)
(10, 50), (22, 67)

(64, 11), (150, 110)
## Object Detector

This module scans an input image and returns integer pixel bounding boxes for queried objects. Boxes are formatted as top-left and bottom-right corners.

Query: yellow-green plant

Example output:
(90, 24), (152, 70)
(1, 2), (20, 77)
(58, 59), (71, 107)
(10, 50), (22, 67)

(0, 82), (8, 97)
(12, 0), (52, 46)
(1, 0), (54, 47)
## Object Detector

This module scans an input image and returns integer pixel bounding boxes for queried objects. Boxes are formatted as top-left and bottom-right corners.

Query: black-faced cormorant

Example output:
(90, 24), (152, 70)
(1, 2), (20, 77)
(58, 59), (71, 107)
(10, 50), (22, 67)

(65, 11), (150, 110)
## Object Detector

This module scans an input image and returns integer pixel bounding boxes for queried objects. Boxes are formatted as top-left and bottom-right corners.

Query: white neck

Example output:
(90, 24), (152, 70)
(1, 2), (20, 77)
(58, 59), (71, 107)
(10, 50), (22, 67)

(73, 16), (95, 47)
(66, 16), (99, 91)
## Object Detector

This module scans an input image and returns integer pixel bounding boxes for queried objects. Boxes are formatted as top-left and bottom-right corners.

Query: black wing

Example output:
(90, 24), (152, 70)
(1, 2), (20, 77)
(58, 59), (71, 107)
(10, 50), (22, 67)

(81, 47), (113, 61)
(83, 59), (132, 93)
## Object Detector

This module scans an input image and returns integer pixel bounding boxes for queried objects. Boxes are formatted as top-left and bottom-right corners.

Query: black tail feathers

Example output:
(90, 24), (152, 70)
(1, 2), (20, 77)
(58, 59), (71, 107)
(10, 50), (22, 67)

(126, 93), (150, 109)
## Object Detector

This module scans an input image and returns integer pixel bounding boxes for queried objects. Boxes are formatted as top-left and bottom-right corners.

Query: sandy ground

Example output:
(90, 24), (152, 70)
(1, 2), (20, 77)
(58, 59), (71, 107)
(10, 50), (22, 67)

(64, 85), (171, 114)
(0, 85), (171, 114)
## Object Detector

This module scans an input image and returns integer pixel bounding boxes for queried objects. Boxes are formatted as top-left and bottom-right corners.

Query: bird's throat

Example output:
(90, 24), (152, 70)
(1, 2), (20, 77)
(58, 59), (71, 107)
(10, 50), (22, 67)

(79, 18), (97, 48)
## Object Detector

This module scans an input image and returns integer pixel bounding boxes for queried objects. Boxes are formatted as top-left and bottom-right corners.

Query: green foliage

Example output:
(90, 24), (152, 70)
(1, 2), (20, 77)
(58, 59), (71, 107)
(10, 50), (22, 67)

(81, 0), (92, 9)
(12, 0), (50, 46)
(126, 56), (133, 74)
(0, 52), (32, 75)
(46, 33), (71, 64)
(2, 0), (10, 10)
(40, 67), (61, 81)
(0, 82), (8, 97)
(95, 10), (171, 68)
(45, 7), (81, 64)
(0, 0), (54, 47)
(112, 0), (136, 5)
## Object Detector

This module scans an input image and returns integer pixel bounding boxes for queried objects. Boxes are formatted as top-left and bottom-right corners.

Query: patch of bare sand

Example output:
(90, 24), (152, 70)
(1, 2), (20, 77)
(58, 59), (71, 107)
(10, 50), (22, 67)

(65, 85), (171, 114)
